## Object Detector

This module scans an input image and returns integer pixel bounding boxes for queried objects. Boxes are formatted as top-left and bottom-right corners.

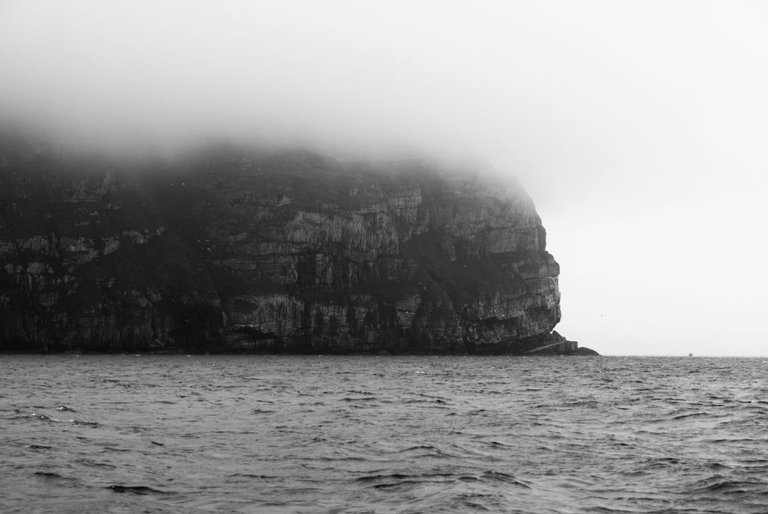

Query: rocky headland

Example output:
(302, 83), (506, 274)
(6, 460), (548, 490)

(0, 133), (592, 355)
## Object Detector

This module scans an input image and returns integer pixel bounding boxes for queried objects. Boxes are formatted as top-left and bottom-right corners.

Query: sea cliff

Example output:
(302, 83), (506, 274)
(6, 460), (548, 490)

(0, 137), (583, 354)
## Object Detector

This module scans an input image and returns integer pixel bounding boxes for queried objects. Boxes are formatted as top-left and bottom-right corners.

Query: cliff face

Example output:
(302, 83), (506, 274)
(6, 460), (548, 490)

(0, 142), (566, 354)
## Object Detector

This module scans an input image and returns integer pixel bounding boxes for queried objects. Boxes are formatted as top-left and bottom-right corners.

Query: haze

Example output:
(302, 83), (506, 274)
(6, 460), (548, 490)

(2, 0), (767, 356)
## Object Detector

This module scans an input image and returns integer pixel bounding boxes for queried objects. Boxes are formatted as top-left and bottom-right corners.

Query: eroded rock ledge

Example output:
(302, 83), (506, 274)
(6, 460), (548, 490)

(0, 140), (587, 354)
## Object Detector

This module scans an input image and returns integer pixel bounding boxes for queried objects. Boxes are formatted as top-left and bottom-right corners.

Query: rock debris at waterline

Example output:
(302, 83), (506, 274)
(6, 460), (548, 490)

(0, 139), (591, 355)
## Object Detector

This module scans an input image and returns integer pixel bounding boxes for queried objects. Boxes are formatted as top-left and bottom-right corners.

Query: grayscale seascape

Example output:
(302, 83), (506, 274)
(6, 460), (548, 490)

(3, 2), (768, 513)
(2, 354), (767, 513)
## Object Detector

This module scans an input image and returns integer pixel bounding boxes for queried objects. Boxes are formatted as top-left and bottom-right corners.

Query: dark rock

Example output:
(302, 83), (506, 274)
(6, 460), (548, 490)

(0, 136), (579, 354)
(570, 346), (600, 356)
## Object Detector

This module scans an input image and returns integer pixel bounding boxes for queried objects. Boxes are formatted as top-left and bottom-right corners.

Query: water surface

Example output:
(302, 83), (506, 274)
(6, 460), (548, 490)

(2, 355), (767, 513)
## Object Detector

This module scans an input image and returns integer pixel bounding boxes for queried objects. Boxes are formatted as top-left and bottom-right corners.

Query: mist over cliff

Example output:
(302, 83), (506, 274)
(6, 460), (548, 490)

(0, 132), (583, 354)
(4, 1), (767, 356)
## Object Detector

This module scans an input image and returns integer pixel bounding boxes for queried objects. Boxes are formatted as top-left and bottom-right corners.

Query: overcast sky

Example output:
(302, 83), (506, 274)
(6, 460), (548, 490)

(2, 1), (767, 355)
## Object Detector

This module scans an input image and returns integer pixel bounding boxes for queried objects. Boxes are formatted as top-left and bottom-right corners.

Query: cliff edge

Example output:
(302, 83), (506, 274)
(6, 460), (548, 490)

(0, 138), (586, 354)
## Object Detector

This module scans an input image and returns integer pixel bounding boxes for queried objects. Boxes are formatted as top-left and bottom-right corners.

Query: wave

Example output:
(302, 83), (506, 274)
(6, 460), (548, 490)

(689, 477), (768, 495)
(107, 485), (173, 495)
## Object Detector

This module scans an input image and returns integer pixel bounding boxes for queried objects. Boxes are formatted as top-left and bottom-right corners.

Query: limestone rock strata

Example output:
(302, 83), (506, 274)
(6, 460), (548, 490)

(0, 145), (567, 353)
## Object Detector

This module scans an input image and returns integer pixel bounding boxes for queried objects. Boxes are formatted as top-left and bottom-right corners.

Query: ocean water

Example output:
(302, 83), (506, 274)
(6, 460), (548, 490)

(1, 355), (767, 513)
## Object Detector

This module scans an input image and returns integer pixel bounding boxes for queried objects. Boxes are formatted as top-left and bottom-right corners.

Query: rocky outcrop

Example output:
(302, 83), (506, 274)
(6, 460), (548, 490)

(0, 139), (581, 354)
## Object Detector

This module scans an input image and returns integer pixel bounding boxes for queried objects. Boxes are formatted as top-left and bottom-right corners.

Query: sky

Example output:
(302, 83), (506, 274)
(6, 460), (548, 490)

(1, 1), (767, 356)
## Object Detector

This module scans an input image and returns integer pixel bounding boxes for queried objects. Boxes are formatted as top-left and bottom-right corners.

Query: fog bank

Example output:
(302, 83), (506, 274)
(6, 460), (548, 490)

(2, 1), (768, 355)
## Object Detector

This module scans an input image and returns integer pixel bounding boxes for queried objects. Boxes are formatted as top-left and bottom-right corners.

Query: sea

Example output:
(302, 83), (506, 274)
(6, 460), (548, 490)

(1, 355), (767, 513)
